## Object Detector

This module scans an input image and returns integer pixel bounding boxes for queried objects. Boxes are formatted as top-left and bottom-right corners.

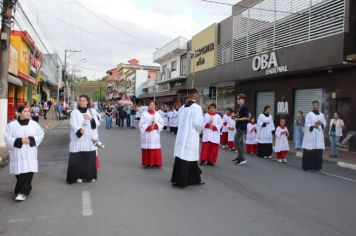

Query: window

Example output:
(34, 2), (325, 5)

(171, 60), (177, 71)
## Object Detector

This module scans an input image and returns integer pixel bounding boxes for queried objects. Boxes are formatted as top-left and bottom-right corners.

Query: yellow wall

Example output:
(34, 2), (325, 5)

(191, 24), (218, 73)
(11, 35), (30, 76)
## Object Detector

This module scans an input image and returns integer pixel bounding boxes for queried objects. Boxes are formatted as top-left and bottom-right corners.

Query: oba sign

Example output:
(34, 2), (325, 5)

(252, 52), (288, 75)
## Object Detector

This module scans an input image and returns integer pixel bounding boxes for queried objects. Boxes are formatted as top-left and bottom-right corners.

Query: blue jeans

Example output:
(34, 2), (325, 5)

(329, 131), (340, 156)
(126, 114), (131, 127)
(105, 115), (112, 129)
(130, 115), (136, 128)
(295, 126), (304, 149)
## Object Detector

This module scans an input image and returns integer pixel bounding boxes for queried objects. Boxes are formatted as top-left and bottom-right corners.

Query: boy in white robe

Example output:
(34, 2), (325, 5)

(227, 112), (237, 151)
(302, 101), (326, 172)
(275, 118), (289, 163)
(220, 108), (232, 148)
(4, 105), (44, 201)
(246, 117), (258, 154)
(171, 89), (205, 187)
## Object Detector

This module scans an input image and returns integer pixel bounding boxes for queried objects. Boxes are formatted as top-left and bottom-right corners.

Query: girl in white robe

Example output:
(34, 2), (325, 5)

(220, 108), (232, 148)
(139, 102), (164, 168)
(256, 105), (275, 158)
(246, 117), (258, 154)
(302, 101), (326, 171)
(275, 118), (290, 163)
(4, 105), (44, 201)
(66, 95), (100, 184)
(200, 104), (223, 165)
(227, 112), (236, 151)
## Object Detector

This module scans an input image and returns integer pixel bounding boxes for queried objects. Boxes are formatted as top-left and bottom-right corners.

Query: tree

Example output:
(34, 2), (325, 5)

(91, 87), (106, 102)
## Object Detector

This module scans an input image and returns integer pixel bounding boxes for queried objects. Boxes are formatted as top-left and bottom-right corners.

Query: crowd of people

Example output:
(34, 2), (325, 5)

(3, 88), (347, 201)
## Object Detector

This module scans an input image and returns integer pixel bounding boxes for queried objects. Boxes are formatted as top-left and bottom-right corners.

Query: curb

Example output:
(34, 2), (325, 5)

(337, 162), (356, 171)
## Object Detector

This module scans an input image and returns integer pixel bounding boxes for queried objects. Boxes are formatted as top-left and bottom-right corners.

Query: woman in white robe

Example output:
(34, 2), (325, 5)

(275, 118), (290, 163)
(200, 104), (223, 165)
(256, 105), (275, 158)
(302, 101), (326, 172)
(171, 89), (205, 187)
(139, 101), (164, 168)
(4, 105), (44, 201)
(66, 95), (100, 184)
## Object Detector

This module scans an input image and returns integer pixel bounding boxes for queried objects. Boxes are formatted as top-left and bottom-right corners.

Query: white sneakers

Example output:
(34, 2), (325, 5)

(90, 179), (96, 183)
(77, 179), (83, 183)
(15, 194), (26, 201)
(278, 159), (283, 163)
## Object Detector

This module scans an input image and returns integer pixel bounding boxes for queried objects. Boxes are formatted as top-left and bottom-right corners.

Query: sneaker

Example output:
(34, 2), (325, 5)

(232, 158), (238, 162)
(278, 159), (283, 163)
(264, 156), (268, 159)
(77, 179), (83, 183)
(90, 179), (96, 183)
(235, 160), (247, 166)
(15, 194), (26, 201)
(283, 159), (288, 163)
(221, 145), (226, 149)
(268, 156), (272, 159)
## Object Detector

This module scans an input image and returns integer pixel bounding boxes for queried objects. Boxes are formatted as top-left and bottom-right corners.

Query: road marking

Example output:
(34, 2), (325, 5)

(321, 171), (356, 183)
(82, 191), (93, 217)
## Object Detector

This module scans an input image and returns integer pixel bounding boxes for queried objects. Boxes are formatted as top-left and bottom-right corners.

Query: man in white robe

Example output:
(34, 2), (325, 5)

(171, 89), (205, 187)
(302, 101), (326, 172)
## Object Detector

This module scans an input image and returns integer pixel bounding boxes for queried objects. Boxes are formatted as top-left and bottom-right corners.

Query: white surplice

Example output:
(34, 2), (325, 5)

(246, 123), (257, 145)
(174, 102), (204, 161)
(221, 114), (230, 133)
(302, 111), (326, 150)
(202, 113), (223, 144)
(227, 117), (236, 142)
(256, 114), (275, 144)
(275, 126), (290, 152)
(170, 110), (179, 128)
(4, 120), (44, 175)
(139, 111), (164, 149)
(69, 108), (100, 153)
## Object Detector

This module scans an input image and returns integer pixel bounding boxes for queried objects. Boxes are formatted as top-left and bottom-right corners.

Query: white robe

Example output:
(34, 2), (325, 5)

(275, 126), (290, 152)
(227, 117), (236, 142)
(174, 103), (204, 161)
(202, 113), (223, 144)
(69, 109), (100, 153)
(221, 114), (230, 133)
(246, 123), (257, 145)
(168, 111), (174, 127)
(4, 120), (44, 175)
(256, 114), (275, 144)
(170, 110), (179, 128)
(302, 111), (326, 150)
(139, 111), (164, 149)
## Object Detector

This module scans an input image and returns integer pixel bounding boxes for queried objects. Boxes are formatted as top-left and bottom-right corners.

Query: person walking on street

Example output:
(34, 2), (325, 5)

(4, 105), (44, 201)
(329, 112), (344, 158)
(118, 105), (125, 128)
(105, 105), (113, 129)
(130, 104), (137, 129)
(232, 94), (250, 166)
(294, 111), (305, 150)
(55, 102), (63, 120)
(43, 100), (49, 120)
(30, 101), (40, 123)
(125, 106), (131, 127)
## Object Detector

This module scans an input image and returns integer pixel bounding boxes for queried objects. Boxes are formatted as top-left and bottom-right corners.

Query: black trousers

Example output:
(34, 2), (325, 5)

(118, 116), (124, 127)
(15, 172), (34, 195)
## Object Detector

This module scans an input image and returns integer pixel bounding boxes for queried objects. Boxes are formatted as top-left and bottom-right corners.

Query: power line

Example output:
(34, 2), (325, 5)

(72, 0), (160, 50)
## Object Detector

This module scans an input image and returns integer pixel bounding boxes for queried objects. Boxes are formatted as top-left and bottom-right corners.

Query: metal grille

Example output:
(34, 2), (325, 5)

(217, 41), (232, 65)
(230, 0), (345, 62)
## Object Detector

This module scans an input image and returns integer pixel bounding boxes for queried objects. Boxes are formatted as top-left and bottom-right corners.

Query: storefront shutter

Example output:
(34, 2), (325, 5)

(293, 88), (323, 141)
(256, 91), (275, 117)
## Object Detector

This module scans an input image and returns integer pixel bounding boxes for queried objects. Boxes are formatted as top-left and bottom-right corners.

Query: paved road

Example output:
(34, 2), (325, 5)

(0, 121), (355, 236)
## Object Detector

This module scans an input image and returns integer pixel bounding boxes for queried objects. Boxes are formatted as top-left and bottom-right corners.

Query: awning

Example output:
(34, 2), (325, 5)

(8, 74), (23, 87)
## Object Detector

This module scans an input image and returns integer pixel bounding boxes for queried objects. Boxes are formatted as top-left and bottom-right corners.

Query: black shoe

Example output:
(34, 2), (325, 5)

(207, 162), (214, 166)
(232, 158), (238, 162)
(200, 161), (206, 165)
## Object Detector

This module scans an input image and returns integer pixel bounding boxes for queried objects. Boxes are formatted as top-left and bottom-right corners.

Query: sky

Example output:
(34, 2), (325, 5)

(15, 0), (239, 80)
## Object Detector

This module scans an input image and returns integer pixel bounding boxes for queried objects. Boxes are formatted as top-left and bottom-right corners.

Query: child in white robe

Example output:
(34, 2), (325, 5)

(246, 117), (258, 154)
(275, 118), (290, 163)
(227, 112), (237, 151)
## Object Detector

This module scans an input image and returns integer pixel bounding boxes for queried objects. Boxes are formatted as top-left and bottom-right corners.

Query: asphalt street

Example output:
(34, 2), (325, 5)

(0, 120), (355, 236)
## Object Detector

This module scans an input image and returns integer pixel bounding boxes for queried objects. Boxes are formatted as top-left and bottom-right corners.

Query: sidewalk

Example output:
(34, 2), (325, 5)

(0, 112), (62, 167)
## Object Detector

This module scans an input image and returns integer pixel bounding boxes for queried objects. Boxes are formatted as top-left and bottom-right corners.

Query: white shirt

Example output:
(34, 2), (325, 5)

(302, 111), (326, 150)
(329, 119), (344, 137)
(174, 102), (204, 161)
(202, 113), (223, 144)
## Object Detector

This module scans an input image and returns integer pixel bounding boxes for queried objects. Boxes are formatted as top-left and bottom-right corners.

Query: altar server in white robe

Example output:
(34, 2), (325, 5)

(200, 104), (223, 166)
(220, 108), (233, 148)
(275, 118), (290, 163)
(171, 89), (205, 187)
(4, 105), (44, 201)
(302, 101), (326, 172)
(245, 117), (258, 154)
(256, 105), (275, 158)
(66, 95), (100, 184)
(170, 106), (179, 135)
(227, 111), (237, 151)
(139, 101), (164, 168)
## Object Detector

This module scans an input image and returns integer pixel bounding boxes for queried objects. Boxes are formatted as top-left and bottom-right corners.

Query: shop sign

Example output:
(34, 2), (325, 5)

(252, 52), (288, 75)
(277, 100), (289, 115)
(194, 43), (214, 67)
(157, 83), (170, 92)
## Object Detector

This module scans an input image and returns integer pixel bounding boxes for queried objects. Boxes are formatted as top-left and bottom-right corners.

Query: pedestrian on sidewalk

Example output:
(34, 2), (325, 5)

(55, 102), (63, 120)
(139, 101), (164, 168)
(302, 100), (326, 172)
(125, 105), (131, 127)
(66, 95), (100, 184)
(227, 111), (236, 151)
(117, 105), (125, 128)
(294, 111), (305, 150)
(130, 104), (137, 129)
(233, 93), (250, 165)
(329, 112), (344, 158)
(30, 101), (40, 123)
(105, 105), (113, 129)
(256, 105), (275, 159)
(171, 89), (205, 188)
(221, 108), (232, 149)
(200, 103), (223, 166)
(4, 105), (44, 201)
(246, 117), (258, 154)
(43, 100), (49, 120)
(275, 118), (290, 163)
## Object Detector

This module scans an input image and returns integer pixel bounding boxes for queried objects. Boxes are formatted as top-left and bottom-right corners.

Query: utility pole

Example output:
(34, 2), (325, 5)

(63, 49), (81, 106)
(0, 0), (18, 147)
